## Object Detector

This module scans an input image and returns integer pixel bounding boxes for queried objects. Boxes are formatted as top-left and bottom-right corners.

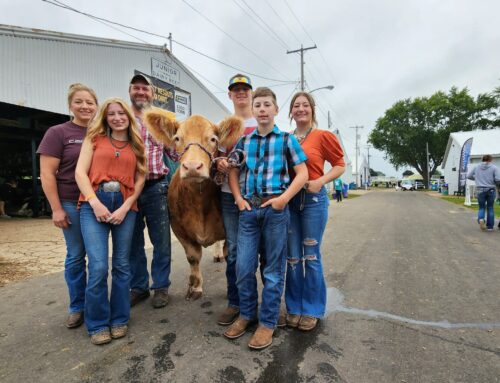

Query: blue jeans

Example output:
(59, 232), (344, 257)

(236, 205), (289, 329)
(80, 190), (136, 335)
(286, 187), (329, 318)
(477, 188), (496, 229)
(129, 179), (171, 293)
(61, 201), (86, 314)
(221, 192), (239, 308)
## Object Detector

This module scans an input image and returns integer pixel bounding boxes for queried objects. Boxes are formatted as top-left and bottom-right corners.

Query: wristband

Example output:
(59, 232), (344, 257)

(234, 197), (243, 205)
(85, 193), (97, 202)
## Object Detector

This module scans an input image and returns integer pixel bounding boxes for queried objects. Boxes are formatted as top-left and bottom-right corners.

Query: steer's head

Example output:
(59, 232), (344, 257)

(144, 108), (243, 182)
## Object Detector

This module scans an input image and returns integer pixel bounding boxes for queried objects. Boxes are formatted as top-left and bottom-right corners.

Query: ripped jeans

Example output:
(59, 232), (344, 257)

(285, 186), (329, 318)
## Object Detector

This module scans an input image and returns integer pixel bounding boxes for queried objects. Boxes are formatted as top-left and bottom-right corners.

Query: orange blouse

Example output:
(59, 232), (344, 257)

(300, 129), (345, 180)
(78, 135), (139, 211)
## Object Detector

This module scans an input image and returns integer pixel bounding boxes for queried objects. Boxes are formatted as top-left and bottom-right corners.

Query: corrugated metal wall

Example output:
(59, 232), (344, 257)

(0, 25), (229, 121)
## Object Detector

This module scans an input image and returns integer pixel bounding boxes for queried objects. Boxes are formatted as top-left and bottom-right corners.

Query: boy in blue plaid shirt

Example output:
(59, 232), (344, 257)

(226, 87), (308, 349)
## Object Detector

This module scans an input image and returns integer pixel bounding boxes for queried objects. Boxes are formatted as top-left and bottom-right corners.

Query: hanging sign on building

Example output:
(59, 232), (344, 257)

(151, 57), (180, 86)
(174, 89), (191, 121)
(133, 70), (191, 120)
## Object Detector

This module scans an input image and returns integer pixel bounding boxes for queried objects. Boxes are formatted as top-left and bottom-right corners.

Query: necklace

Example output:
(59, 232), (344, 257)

(109, 135), (129, 157)
(293, 126), (313, 144)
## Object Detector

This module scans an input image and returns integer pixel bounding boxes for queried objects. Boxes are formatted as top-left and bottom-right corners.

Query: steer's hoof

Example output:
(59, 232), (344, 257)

(185, 287), (203, 301)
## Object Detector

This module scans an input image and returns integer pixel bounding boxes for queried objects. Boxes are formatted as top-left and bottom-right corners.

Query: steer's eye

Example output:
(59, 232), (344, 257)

(173, 136), (180, 143)
(210, 136), (218, 144)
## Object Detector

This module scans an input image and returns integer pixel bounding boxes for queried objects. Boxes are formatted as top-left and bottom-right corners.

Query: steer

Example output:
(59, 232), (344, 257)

(144, 108), (243, 300)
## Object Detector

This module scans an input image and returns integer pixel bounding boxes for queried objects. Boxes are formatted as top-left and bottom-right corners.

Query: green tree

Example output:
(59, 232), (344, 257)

(402, 170), (414, 177)
(369, 87), (499, 185)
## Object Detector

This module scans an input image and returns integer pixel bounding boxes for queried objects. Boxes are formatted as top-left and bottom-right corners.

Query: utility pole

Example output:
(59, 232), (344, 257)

(327, 111), (332, 130)
(366, 144), (372, 173)
(286, 44), (317, 90)
(350, 126), (363, 186)
(426, 142), (430, 189)
(168, 33), (173, 53)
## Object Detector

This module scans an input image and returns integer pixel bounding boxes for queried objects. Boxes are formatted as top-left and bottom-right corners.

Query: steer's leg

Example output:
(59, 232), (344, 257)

(212, 240), (224, 263)
(183, 241), (204, 300)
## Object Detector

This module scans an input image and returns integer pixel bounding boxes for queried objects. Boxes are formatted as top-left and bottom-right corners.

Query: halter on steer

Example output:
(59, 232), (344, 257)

(169, 141), (246, 185)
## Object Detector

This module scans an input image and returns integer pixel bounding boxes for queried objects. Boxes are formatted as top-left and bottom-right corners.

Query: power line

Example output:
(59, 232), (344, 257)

(180, 0), (290, 81)
(282, 0), (338, 88)
(41, 0), (295, 84)
(233, 0), (289, 50)
(263, 0), (302, 45)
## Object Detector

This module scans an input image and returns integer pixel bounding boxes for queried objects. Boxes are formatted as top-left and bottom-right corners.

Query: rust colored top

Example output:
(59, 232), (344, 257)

(78, 135), (139, 211)
(300, 129), (345, 180)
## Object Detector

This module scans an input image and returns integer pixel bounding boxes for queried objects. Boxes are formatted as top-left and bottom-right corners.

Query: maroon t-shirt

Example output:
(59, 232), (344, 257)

(37, 121), (86, 202)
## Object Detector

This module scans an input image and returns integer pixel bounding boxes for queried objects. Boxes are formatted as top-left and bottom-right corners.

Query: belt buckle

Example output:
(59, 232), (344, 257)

(249, 195), (262, 207)
(102, 181), (120, 192)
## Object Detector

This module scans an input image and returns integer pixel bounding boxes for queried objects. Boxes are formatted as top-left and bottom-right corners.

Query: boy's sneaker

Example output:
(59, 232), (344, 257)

(478, 219), (486, 231)
(0, 214), (11, 219)
(486, 228), (493, 232)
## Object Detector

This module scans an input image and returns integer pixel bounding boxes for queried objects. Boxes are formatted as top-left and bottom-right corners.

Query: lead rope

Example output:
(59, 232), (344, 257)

(166, 143), (246, 186)
(213, 149), (246, 185)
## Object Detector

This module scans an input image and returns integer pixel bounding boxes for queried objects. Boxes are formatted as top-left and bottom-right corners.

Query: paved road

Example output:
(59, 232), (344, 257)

(1, 190), (499, 382)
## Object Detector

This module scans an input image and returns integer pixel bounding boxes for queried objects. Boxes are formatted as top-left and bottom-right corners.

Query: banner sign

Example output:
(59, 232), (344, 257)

(133, 70), (190, 119)
(458, 137), (473, 194)
(174, 90), (191, 121)
(151, 58), (180, 86)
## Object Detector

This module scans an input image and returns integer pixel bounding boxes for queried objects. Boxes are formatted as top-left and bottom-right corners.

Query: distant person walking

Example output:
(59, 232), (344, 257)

(467, 155), (500, 231)
(37, 83), (98, 329)
(334, 178), (343, 202)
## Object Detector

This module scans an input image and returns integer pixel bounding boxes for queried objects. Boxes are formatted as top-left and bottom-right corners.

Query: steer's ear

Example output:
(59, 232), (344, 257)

(216, 116), (244, 149)
(143, 107), (179, 146)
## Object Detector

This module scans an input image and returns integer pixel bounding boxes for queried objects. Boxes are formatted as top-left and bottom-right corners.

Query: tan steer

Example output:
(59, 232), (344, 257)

(144, 108), (243, 300)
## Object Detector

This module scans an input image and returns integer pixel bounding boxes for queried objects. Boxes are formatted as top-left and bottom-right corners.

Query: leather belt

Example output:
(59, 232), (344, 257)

(246, 194), (281, 207)
(98, 181), (121, 192)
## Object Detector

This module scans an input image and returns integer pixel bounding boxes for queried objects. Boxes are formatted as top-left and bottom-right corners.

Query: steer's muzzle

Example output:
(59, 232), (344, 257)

(180, 160), (209, 181)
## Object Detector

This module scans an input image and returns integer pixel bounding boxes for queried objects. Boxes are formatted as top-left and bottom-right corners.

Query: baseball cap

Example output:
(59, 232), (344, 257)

(130, 73), (153, 86)
(228, 74), (252, 90)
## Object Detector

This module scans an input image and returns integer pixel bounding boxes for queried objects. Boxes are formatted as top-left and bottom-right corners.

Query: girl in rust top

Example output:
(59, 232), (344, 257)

(75, 98), (146, 345)
(285, 92), (345, 331)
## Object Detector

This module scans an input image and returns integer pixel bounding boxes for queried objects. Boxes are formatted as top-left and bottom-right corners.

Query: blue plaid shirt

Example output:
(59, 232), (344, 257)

(235, 125), (307, 199)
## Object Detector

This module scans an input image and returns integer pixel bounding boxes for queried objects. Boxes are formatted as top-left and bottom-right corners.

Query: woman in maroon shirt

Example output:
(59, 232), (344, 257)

(37, 83), (98, 329)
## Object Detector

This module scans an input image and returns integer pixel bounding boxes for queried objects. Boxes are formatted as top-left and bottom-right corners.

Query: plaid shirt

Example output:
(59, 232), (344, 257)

(137, 117), (169, 180)
(235, 125), (307, 199)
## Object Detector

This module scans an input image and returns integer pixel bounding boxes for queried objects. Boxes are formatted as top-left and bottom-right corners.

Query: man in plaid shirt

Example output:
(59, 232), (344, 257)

(128, 74), (172, 309)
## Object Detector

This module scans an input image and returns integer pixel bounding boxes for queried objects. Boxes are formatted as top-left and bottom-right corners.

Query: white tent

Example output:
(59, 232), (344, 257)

(441, 129), (500, 195)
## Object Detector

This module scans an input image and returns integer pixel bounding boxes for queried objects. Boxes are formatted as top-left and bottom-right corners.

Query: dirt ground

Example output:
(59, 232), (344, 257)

(0, 217), (66, 286)
(0, 191), (376, 287)
(0, 217), (159, 287)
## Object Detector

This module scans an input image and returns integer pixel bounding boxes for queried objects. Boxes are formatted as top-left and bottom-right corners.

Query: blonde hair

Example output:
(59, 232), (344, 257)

(67, 83), (98, 108)
(86, 98), (146, 175)
(252, 87), (278, 107)
(289, 92), (317, 127)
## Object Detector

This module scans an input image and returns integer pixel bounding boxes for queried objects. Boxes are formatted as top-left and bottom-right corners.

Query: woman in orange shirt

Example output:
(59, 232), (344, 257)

(285, 92), (345, 331)
(75, 98), (146, 345)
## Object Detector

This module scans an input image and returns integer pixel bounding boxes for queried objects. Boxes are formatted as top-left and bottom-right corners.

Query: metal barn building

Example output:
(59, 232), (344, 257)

(0, 24), (229, 216)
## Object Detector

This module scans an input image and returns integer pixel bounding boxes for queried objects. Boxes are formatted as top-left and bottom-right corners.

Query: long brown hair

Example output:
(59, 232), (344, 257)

(289, 92), (317, 127)
(86, 98), (146, 175)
